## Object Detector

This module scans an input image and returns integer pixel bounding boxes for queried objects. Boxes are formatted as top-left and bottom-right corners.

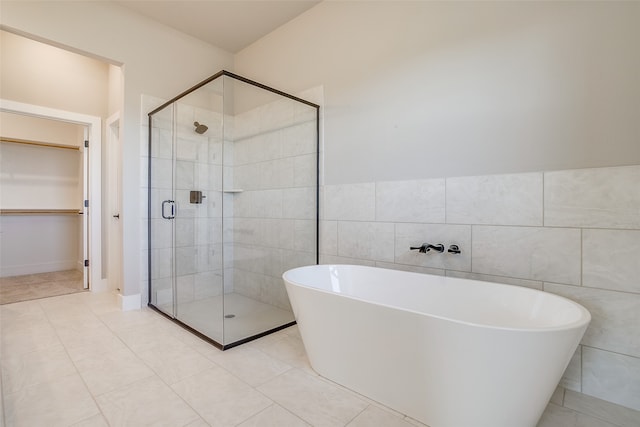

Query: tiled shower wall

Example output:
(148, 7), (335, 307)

(230, 98), (317, 310)
(320, 165), (640, 414)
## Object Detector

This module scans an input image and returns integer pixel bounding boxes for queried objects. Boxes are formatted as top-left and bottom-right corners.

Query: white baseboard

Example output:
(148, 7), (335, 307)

(118, 293), (141, 311)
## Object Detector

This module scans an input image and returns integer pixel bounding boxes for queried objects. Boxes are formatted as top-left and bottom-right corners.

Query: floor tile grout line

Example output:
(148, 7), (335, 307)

(344, 403), (371, 426)
(75, 296), (211, 426)
(36, 296), (108, 425)
(121, 308), (289, 426)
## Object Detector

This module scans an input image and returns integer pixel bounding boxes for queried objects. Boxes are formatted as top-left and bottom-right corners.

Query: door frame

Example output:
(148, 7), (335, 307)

(106, 112), (122, 292)
(0, 98), (104, 291)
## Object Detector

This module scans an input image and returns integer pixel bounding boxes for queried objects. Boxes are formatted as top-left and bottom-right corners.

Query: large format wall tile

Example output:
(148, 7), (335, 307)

(564, 390), (640, 427)
(446, 173), (543, 226)
(537, 403), (618, 427)
(283, 187), (316, 220)
(561, 346), (582, 392)
(395, 223), (471, 271)
(293, 220), (317, 253)
(544, 283), (640, 358)
(472, 226), (581, 285)
(375, 179), (445, 223)
(445, 270), (543, 290)
(258, 158), (294, 190)
(319, 254), (376, 267)
(544, 166), (640, 229)
(375, 261), (445, 277)
(337, 221), (395, 262)
(582, 347), (640, 411)
(293, 154), (317, 188)
(583, 229), (640, 293)
(281, 122), (317, 157)
(150, 158), (172, 189)
(319, 220), (337, 255)
(324, 183), (375, 221)
(252, 190), (283, 218)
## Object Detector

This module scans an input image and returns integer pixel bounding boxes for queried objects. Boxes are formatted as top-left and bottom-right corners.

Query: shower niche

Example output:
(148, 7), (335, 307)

(148, 71), (319, 349)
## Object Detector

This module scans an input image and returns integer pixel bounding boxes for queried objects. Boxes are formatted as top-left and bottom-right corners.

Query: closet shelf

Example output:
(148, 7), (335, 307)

(0, 136), (81, 151)
(0, 209), (82, 216)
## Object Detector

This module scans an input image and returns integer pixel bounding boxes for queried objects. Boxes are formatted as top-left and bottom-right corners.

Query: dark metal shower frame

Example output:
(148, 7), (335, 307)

(147, 70), (320, 350)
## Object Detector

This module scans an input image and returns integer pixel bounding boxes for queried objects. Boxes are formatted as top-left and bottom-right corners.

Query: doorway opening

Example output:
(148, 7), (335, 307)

(0, 100), (103, 303)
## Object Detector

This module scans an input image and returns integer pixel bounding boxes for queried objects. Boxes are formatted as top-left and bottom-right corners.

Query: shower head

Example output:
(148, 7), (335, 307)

(194, 121), (208, 134)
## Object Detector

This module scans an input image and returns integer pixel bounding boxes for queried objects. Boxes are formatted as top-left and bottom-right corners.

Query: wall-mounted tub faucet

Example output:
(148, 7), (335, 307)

(410, 243), (445, 253)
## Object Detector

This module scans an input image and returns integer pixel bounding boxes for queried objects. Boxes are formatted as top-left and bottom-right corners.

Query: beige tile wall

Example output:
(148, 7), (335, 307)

(231, 97), (318, 310)
(319, 165), (640, 413)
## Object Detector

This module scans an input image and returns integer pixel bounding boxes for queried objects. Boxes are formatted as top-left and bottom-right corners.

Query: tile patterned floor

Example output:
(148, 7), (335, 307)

(0, 270), (84, 305)
(0, 291), (630, 426)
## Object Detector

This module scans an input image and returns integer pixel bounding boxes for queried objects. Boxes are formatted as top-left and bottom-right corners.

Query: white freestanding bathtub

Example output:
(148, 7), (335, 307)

(283, 265), (590, 427)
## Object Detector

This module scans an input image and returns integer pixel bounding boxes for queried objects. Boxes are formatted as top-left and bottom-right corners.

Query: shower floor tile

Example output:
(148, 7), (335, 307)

(158, 292), (294, 345)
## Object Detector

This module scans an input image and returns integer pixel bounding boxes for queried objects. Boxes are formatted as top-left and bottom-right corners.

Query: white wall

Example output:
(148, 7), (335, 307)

(235, 1), (640, 184)
(0, 215), (80, 276)
(0, 142), (82, 209)
(108, 64), (123, 118)
(0, 111), (85, 146)
(0, 30), (109, 119)
(0, 1), (234, 299)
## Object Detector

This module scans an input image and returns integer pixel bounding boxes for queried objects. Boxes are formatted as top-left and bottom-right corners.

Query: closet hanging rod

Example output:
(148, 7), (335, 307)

(0, 209), (82, 216)
(0, 137), (80, 151)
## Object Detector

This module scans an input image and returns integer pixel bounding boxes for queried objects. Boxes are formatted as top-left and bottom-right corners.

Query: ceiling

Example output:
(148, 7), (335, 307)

(115, 0), (321, 53)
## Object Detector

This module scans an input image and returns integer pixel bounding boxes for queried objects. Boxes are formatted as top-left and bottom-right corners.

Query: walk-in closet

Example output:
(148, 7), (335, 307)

(0, 112), (87, 304)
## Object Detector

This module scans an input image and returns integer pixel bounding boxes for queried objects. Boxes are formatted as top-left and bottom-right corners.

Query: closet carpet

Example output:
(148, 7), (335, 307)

(0, 270), (85, 305)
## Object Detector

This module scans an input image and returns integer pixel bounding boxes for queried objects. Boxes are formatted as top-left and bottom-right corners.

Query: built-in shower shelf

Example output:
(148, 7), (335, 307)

(223, 189), (244, 193)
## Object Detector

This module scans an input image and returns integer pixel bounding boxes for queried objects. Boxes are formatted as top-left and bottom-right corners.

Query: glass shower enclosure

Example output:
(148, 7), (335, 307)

(148, 71), (319, 349)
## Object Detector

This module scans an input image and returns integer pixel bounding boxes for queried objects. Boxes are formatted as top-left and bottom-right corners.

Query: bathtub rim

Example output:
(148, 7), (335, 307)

(283, 264), (591, 333)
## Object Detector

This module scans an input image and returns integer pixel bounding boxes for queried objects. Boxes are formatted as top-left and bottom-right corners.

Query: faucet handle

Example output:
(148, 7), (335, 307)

(448, 244), (461, 254)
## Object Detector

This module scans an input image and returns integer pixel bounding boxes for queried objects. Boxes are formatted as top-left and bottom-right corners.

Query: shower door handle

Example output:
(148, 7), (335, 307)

(161, 200), (175, 219)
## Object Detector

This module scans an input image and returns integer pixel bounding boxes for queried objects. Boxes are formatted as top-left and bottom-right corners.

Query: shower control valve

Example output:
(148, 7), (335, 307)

(448, 244), (461, 254)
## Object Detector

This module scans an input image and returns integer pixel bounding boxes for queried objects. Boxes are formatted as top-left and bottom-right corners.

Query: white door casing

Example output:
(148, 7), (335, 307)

(106, 112), (122, 292)
(0, 98), (105, 291)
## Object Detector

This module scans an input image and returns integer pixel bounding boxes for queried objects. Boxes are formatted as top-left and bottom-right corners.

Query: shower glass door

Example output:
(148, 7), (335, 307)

(149, 78), (225, 342)
(173, 79), (224, 342)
